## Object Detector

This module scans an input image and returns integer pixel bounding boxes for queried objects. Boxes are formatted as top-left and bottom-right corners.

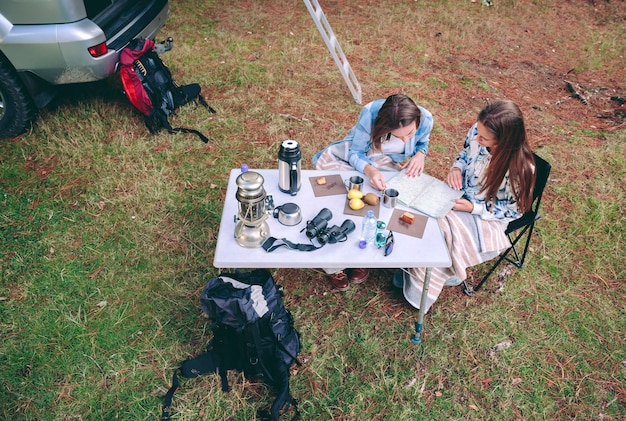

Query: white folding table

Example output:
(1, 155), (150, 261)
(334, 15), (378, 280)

(214, 169), (452, 343)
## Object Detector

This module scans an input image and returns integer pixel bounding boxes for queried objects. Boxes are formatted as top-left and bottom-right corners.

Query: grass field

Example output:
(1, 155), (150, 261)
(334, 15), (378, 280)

(1, 1), (625, 420)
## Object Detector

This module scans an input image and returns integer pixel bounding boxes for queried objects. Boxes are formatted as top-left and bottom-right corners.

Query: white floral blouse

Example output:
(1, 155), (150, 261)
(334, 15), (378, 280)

(452, 123), (522, 222)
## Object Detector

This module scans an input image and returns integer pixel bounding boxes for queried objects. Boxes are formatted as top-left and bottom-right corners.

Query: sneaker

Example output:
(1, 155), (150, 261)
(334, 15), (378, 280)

(444, 277), (464, 287)
(392, 269), (405, 288)
(329, 270), (349, 291)
(349, 268), (370, 284)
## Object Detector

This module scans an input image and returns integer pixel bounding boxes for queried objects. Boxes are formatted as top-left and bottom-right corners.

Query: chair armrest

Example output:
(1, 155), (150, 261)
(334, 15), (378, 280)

(505, 211), (538, 234)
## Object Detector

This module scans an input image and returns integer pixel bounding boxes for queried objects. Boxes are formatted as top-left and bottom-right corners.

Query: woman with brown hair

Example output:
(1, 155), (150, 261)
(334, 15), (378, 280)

(312, 94), (434, 290)
(313, 94), (433, 191)
(397, 100), (537, 312)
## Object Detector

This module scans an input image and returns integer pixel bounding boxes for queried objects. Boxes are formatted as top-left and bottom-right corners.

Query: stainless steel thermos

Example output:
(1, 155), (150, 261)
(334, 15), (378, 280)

(278, 140), (302, 196)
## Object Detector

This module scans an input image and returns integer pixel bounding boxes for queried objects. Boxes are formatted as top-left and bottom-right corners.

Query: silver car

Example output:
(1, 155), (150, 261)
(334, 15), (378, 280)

(0, 0), (170, 138)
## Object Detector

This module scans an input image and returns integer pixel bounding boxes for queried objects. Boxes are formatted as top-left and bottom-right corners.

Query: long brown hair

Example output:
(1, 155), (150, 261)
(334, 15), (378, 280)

(478, 100), (536, 213)
(371, 94), (421, 151)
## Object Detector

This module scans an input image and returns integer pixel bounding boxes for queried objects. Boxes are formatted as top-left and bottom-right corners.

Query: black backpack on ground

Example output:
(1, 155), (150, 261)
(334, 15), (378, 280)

(161, 270), (302, 421)
(119, 37), (216, 143)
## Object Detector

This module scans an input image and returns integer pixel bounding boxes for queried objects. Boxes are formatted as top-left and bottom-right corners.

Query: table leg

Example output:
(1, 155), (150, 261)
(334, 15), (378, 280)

(411, 267), (432, 345)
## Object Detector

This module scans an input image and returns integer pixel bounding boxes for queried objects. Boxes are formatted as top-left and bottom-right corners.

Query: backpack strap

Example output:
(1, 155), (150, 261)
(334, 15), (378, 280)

(276, 340), (302, 368)
(147, 109), (211, 143)
(248, 317), (301, 421)
(161, 351), (220, 421)
(179, 84), (217, 114)
(257, 397), (301, 421)
(160, 370), (179, 421)
(197, 94), (217, 114)
(246, 319), (275, 382)
(169, 127), (210, 144)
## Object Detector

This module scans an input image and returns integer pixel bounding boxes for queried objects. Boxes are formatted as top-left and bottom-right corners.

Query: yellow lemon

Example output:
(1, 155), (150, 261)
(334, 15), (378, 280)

(347, 189), (364, 200)
(349, 198), (365, 210)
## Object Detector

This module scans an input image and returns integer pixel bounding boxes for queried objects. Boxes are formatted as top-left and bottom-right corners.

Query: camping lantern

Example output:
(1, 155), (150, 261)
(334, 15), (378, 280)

(234, 171), (270, 247)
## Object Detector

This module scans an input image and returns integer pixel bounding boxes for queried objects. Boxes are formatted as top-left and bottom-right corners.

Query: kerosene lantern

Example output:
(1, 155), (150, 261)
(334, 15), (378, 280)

(234, 170), (270, 247)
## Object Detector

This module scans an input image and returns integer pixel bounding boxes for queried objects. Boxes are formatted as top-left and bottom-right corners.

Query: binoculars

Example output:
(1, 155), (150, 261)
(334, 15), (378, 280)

(317, 219), (356, 245)
(304, 208), (356, 245)
(304, 208), (332, 239)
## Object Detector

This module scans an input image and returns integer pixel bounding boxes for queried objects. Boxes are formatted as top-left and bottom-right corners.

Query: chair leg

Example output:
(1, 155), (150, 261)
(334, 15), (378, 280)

(462, 279), (473, 296)
(465, 221), (537, 295)
(505, 222), (536, 268)
(464, 248), (512, 295)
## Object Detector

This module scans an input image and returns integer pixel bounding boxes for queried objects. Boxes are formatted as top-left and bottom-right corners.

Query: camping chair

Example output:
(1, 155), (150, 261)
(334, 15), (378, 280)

(463, 153), (551, 295)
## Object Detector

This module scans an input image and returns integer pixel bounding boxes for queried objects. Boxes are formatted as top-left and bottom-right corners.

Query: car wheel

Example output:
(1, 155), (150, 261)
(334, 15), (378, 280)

(0, 57), (38, 139)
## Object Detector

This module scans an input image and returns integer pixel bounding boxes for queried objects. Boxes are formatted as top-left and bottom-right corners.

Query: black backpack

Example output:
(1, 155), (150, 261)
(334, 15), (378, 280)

(162, 270), (302, 421)
(119, 37), (216, 143)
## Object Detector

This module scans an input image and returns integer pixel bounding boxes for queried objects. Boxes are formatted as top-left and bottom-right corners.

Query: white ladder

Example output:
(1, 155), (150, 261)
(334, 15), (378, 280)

(302, 0), (362, 104)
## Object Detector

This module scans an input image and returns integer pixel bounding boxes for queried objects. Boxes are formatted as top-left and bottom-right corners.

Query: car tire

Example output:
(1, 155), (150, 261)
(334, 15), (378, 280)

(0, 56), (38, 139)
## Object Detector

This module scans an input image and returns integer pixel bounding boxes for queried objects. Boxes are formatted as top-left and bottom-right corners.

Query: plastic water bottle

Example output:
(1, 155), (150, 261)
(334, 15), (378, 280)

(359, 210), (377, 249)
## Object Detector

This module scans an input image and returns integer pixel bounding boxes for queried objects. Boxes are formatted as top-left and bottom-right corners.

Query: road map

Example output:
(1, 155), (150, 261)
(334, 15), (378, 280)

(386, 170), (463, 218)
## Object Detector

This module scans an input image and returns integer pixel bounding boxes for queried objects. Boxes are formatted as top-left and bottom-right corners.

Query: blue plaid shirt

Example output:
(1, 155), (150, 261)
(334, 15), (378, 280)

(312, 99), (433, 173)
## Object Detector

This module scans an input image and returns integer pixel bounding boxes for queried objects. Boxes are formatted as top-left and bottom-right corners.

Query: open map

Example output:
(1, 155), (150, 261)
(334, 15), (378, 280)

(386, 170), (463, 218)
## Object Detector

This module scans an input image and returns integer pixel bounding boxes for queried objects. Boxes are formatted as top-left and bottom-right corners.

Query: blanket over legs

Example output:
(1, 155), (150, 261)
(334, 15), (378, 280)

(403, 210), (511, 313)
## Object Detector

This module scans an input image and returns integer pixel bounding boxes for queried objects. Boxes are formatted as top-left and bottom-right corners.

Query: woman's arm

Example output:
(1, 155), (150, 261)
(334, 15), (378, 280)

(347, 102), (381, 173)
(401, 151), (426, 177)
(446, 124), (476, 189)
(364, 164), (386, 190)
(470, 178), (522, 221)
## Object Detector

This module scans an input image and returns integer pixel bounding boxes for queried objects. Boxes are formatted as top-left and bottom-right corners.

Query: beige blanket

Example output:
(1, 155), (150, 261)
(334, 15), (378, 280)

(315, 142), (402, 172)
(404, 210), (511, 313)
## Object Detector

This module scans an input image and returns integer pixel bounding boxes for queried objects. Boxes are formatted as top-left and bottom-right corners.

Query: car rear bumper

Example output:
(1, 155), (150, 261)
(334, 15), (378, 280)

(1, 1), (169, 85)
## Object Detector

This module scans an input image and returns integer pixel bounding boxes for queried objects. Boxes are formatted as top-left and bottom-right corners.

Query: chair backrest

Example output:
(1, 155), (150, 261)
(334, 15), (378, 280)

(531, 153), (551, 212)
(470, 153), (551, 293)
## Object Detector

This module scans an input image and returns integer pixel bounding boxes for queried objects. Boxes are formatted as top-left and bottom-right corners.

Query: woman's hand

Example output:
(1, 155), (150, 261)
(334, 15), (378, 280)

(400, 151), (425, 177)
(364, 165), (386, 190)
(452, 198), (474, 212)
(446, 167), (463, 190)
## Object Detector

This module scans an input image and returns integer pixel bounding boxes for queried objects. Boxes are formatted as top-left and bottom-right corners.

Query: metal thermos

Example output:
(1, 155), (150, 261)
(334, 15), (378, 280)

(278, 140), (302, 196)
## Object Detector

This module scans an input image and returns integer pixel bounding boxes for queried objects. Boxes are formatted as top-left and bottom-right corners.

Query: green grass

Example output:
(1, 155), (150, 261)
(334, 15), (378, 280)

(2, 0), (626, 420)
